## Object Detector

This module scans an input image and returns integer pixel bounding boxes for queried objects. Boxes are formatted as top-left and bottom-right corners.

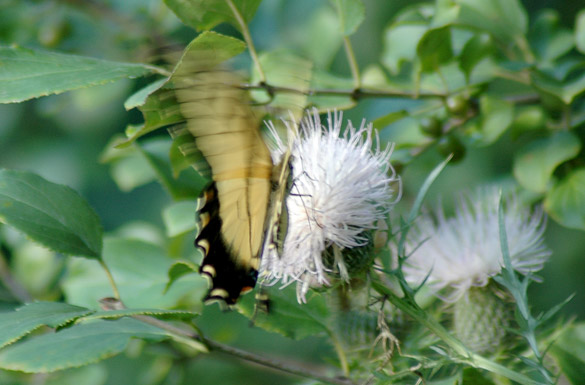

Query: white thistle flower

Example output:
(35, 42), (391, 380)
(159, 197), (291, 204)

(260, 109), (400, 302)
(402, 187), (550, 301)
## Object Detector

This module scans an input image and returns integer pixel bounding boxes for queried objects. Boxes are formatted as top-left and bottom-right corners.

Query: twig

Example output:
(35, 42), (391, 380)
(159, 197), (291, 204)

(99, 260), (121, 300)
(99, 298), (355, 385)
(203, 337), (355, 385)
(343, 36), (360, 90)
(225, 0), (266, 83)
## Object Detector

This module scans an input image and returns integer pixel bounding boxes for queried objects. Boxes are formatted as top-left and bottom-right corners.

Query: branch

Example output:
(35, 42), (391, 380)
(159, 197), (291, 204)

(204, 337), (355, 385)
(242, 82), (447, 100)
(242, 82), (541, 106)
(99, 298), (355, 385)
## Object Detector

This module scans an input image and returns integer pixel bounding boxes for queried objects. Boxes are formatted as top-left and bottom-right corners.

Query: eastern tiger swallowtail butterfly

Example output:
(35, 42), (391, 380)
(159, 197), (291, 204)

(172, 56), (291, 307)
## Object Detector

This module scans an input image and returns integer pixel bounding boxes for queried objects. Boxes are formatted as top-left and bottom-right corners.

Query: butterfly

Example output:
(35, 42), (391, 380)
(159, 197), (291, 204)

(171, 52), (293, 307)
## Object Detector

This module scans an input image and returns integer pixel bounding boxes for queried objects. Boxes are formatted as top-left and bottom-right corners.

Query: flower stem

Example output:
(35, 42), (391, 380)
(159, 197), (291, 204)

(371, 279), (541, 385)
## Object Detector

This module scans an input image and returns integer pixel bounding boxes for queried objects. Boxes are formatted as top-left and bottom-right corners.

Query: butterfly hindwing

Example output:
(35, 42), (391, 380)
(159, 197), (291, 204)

(196, 182), (258, 304)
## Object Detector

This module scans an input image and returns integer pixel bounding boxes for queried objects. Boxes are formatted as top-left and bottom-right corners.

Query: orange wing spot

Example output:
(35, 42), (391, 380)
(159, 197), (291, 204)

(240, 286), (254, 295)
(199, 212), (210, 227)
(204, 187), (216, 202)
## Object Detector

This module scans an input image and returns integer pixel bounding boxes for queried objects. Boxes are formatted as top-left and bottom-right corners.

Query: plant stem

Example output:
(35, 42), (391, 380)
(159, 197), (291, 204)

(329, 331), (350, 377)
(204, 337), (355, 385)
(99, 260), (121, 300)
(242, 82), (447, 99)
(102, 298), (355, 385)
(371, 279), (542, 385)
(496, 198), (554, 384)
(343, 37), (360, 90)
(225, 0), (266, 83)
(515, 36), (535, 64)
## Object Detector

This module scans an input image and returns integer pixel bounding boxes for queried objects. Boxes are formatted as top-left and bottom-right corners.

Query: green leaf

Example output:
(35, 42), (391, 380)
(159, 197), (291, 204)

(550, 323), (585, 384)
(382, 23), (427, 74)
(251, 51), (312, 121)
(0, 318), (170, 373)
(530, 10), (574, 63)
(407, 156), (451, 226)
(471, 96), (514, 146)
(532, 70), (585, 105)
(513, 132), (581, 193)
(378, 116), (427, 152)
(297, 7), (342, 69)
(163, 0), (261, 31)
(454, 0), (528, 42)
(169, 130), (207, 178)
(462, 367), (495, 385)
(510, 106), (547, 135)
(166, 260), (199, 293)
(544, 168), (585, 230)
(0, 170), (103, 258)
(101, 136), (158, 192)
(136, 139), (203, 199)
(45, 365), (107, 385)
(117, 89), (182, 148)
(576, 10), (585, 54)
(361, 64), (390, 89)
(123, 78), (168, 111)
(372, 110), (409, 129)
(13, 242), (64, 299)
(162, 201), (198, 237)
(433, 0), (461, 27)
(237, 286), (330, 339)
(62, 237), (206, 310)
(81, 309), (197, 322)
(0, 302), (92, 349)
(416, 26), (453, 73)
(330, 0), (365, 36)
(459, 34), (494, 81)
(0, 46), (153, 103)
(104, 137), (204, 198)
(177, 31), (247, 66)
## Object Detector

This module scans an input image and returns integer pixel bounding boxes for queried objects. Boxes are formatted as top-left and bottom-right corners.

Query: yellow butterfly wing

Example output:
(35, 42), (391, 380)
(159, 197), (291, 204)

(173, 58), (272, 305)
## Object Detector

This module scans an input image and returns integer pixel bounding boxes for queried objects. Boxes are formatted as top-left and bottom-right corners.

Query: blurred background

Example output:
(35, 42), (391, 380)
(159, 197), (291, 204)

(1, 0), (584, 383)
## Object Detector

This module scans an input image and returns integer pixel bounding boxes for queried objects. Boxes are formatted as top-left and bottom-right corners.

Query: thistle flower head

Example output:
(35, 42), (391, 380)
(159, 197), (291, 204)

(260, 109), (400, 302)
(402, 187), (550, 301)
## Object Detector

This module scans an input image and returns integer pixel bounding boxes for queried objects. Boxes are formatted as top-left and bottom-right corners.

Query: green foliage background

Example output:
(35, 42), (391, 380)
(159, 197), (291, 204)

(1, 0), (585, 384)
